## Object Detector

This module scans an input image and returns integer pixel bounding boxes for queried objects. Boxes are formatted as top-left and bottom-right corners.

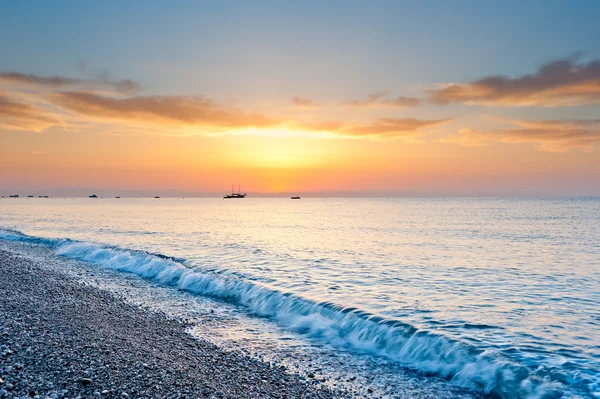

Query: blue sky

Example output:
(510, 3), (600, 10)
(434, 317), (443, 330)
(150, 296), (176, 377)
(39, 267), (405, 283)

(2, 0), (599, 99)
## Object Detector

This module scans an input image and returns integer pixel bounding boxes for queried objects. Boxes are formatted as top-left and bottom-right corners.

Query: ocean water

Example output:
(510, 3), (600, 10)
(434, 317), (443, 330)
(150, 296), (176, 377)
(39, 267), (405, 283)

(0, 197), (598, 398)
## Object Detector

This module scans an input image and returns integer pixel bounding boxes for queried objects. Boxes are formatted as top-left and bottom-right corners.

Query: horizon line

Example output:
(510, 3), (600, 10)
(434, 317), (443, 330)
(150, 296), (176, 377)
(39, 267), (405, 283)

(2, 194), (599, 199)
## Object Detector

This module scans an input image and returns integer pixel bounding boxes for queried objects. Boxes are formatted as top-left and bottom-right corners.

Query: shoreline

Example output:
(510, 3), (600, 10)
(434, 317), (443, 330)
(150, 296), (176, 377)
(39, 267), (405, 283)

(0, 241), (347, 399)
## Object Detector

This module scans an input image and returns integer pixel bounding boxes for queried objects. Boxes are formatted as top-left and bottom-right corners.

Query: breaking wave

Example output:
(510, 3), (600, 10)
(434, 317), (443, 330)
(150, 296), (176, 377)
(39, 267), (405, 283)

(1, 229), (595, 399)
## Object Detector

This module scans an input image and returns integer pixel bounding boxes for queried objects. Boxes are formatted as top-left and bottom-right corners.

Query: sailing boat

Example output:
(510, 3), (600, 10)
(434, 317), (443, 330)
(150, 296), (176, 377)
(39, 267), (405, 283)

(224, 185), (246, 199)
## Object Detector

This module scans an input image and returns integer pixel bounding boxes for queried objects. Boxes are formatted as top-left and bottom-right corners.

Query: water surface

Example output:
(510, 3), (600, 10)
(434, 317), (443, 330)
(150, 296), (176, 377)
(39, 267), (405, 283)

(1, 198), (598, 398)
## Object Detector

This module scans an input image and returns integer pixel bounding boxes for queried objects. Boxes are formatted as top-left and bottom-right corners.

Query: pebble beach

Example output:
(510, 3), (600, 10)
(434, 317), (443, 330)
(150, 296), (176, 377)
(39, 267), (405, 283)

(0, 241), (347, 399)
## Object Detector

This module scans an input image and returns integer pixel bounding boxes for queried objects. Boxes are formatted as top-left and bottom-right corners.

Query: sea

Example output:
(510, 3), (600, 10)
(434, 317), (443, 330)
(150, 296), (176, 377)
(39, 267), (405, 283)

(0, 197), (598, 399)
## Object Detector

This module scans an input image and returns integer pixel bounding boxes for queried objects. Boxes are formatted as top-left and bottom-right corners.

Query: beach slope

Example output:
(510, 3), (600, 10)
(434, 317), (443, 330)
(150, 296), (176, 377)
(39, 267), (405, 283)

(0, 241), (344, 399)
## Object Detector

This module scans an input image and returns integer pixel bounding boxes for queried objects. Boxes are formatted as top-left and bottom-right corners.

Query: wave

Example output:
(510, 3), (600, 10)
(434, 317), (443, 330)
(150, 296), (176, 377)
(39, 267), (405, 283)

(0, 229), (592, 399)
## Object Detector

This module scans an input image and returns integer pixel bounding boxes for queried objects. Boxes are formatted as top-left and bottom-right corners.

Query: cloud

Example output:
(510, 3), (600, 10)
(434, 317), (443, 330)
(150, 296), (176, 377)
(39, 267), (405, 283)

(443, 119), (600, 151)
(0, 70), (452, 140)
(339, 117), (449, 138)
(499, 119), (600, 151)
(346, 91), (420, 108)
(292, 97), (315, 108)
(0, 94), (62, 131)
(53, 91), (450, 139)
(440, 128), (490, 147)
(51, 92), (279, 130)
(298, 117), (451, 139)
(0, 72), (141, 94)
(429, 55), (600, 107)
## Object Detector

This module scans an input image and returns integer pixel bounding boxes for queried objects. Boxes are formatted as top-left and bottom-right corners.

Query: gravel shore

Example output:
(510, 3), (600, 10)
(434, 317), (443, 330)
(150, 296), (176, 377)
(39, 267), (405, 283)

(0, 241), (347, 399)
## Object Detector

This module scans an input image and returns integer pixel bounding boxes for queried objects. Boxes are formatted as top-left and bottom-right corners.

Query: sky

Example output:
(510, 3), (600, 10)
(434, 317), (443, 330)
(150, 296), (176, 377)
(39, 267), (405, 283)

(1, 0), (600, 196)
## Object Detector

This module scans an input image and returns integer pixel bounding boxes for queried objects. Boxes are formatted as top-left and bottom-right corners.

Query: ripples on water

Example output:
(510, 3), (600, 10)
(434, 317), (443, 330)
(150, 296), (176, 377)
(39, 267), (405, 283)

(1, 198), (599, 398)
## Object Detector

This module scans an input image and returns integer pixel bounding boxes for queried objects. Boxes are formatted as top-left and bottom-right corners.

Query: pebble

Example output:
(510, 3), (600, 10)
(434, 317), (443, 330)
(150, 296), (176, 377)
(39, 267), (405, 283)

(0, 242), (354, 399)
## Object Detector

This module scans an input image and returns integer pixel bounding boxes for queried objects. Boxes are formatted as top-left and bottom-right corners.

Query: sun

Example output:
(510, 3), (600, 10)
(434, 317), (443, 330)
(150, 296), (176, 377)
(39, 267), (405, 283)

(231, 131), (325, 169)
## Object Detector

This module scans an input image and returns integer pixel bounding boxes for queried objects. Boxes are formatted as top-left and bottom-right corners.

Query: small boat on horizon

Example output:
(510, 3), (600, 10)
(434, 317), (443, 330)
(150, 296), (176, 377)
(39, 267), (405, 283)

(224, 185), (246, 199)
(154, 196), (160, 199)
(89, 194), (98, 198)
(291, 196), (301, 200)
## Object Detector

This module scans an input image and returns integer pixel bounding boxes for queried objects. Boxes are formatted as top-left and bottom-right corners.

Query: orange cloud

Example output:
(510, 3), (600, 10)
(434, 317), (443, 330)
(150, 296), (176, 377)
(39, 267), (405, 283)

(0, 71), (452, 140)
(0, 94), (62, 131)
(337, 117), (450, 138)
(440, 128), (490, 147)
(51, 91), (448, 139)
(51, 91), (279, 130)
(429, 56), (600, 107)
(443, 119), (600, 151)
(346, 91), (420, 108)
(291, 117), (451, 139)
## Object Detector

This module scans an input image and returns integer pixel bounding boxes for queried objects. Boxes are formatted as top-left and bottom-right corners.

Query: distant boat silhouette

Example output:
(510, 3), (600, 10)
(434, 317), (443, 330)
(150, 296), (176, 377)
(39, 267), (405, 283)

(115, 196), (121, 198)
(224, 185), (246, 199)
(154, 196), (160, 199)
(291, 196), (301, 200)
(89, 194), (98, 198)
(28, 195), (34, 198)
(9, 194), (19, 198)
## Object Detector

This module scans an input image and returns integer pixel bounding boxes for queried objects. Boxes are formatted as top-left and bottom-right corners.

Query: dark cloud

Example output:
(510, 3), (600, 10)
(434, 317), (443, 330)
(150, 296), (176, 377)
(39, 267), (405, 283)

(429, 56), (600, 107)
(292, 97), (315, 108)
(0, 72), (141, 94)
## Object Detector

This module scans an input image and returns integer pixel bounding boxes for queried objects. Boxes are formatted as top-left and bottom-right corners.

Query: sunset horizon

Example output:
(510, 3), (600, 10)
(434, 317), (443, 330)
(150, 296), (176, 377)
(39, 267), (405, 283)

(2, 2), (600, 197)
(1, 3), (599, 398)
